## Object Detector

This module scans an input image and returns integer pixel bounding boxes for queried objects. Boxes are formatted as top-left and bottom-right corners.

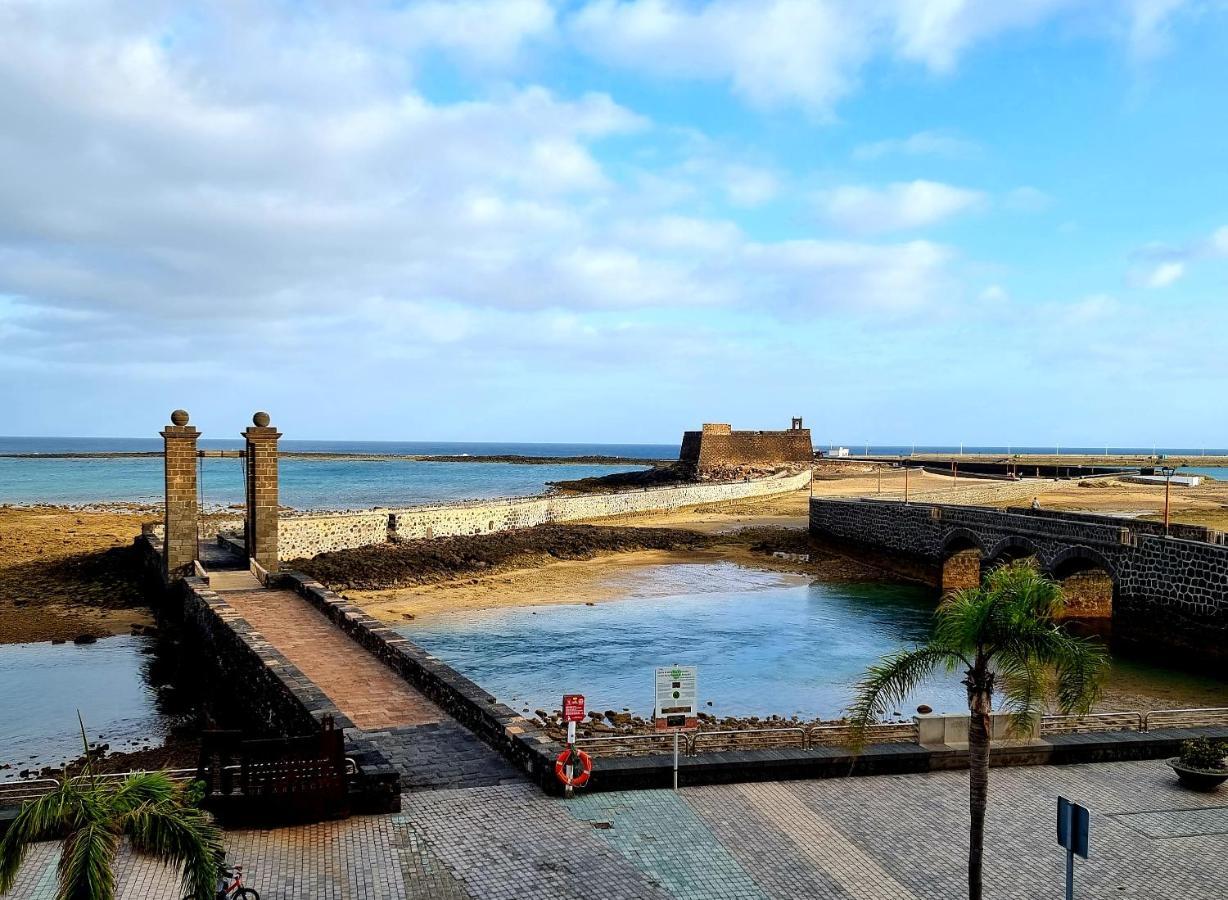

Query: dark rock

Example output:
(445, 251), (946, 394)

(73, 634), (98, 645)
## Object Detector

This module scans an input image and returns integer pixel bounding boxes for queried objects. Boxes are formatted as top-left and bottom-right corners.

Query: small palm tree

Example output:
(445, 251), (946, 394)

(0, 719), (223, 900)
(848, 560), (1108, 900)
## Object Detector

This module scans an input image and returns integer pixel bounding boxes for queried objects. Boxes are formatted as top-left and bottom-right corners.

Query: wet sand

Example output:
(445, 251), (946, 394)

(353, 546), (821, 622)
(0, 506), (155, 643)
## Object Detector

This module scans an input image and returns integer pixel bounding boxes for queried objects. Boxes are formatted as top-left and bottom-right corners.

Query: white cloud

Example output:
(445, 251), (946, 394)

(980, 284), (1010, 304)
(564, 1), (1183, 114)
(0, 0), (975, 387)
(1141, 260), (1185, 288)
(1210, 226), (1228, 257)
(1124, 0), (1189, 61)
(853, 130), (980, 161)
(888, 0), (1081, 73)
(1125, 224), (1228, 287)
(568, 0), (874, 114)
(817, 180), (987, 234)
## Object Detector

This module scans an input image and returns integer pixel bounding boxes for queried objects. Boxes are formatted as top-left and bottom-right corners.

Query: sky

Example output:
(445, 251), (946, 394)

(1, 0), (1227, 446)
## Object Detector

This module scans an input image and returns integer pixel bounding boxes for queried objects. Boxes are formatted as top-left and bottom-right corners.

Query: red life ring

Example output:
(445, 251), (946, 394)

(554, 747), (593, 788)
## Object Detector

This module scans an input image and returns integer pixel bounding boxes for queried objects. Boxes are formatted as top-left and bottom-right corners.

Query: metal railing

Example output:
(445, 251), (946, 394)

(574, 733), (680, 756)
(1144, 707), (1228, 731)
(576, 722), (918, 758)
(808, 722), (917, 747)
(1040, 711), (1145, 735)
(0, 768), (199, 806)
(692, 727), (807, 753)
(565, 706), (1228, 758)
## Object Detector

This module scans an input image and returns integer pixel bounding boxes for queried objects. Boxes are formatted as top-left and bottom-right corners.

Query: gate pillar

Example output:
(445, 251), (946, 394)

(243, 411), (281, 572)
(161, 409), (199, 579)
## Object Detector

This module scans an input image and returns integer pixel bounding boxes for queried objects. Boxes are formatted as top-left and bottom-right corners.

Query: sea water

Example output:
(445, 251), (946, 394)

(0, 438), (673, 509)
(0, 637), (168, 770)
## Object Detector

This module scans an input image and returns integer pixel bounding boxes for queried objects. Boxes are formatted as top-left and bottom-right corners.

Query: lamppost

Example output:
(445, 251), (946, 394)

(1161, 465), (1176, 536)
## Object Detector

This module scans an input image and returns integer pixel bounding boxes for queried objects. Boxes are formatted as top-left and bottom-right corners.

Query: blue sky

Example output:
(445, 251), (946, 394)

(1, 1), (1226, 446)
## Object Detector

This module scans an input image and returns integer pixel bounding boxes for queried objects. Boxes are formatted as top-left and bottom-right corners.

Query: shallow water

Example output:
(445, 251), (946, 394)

(401, 562), (1228, 720)
(0, 636), (168, 771)
(402, 564), (952, 719)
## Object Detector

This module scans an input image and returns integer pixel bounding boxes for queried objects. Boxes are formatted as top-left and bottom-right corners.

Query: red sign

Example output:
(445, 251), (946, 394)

(563, 694), (586, 723)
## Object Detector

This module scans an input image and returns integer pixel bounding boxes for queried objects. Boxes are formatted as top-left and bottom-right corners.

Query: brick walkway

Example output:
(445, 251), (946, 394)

(4, 760), (1223, 898)
(218, 587), (444, 731)
(214, 585), (519, 790)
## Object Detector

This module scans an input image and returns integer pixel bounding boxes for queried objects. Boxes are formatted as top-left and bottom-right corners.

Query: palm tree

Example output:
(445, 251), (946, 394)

(0, 721), (223, 900)
(848, 560), (1108, 900)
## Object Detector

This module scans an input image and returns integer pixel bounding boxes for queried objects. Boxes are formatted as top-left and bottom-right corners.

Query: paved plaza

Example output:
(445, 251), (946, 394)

(3, 760), (1225, 899)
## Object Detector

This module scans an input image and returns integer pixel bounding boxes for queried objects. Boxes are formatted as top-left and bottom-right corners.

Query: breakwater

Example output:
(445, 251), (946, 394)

(197, 469), (813, 559)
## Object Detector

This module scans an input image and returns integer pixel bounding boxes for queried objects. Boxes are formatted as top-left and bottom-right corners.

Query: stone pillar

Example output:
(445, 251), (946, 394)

(243, 411), (280, 572)
(941, 549), (982, 593)
(161, 409), (199, 579)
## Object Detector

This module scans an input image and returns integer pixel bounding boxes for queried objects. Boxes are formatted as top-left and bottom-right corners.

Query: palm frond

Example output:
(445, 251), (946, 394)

(846, 645), (966, 750)
(1053, 636), (1109, 714)
(121, 799), (223, 898)
(0, 780), (83, 892)
(108, 771), (177, 815)
(57, 820), (120, 900)
(994, 652), (1051, 737)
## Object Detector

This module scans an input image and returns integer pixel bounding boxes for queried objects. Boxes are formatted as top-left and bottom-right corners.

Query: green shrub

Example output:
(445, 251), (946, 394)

(1178, 737), (1228, 770)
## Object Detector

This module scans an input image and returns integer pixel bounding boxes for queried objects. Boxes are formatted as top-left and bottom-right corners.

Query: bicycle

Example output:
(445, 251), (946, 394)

(183, 863), (260, 900)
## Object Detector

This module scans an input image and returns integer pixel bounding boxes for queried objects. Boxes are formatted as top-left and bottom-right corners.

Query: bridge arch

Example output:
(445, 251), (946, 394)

(1047, 545), (1116, 620)
(940, 528), (985, 593)
(985, 535), (1041, 570)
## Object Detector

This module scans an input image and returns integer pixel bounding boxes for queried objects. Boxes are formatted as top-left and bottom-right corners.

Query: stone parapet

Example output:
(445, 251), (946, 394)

(271, 468), (813, 559)
(279, 570), (565, 794)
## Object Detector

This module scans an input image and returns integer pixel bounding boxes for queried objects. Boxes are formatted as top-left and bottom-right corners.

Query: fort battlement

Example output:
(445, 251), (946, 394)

(679, 418), (813, 476)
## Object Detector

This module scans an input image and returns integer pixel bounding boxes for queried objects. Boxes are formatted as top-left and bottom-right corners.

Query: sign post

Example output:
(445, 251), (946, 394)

(1057, 796), (1090, 899)
(654, 665), (698, 791)
(562, 694), (585, 798)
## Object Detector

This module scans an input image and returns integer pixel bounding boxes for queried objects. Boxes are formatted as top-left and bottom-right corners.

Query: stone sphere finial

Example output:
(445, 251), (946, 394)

(170, 409), (189, 426)
(252, 411), (271, 427)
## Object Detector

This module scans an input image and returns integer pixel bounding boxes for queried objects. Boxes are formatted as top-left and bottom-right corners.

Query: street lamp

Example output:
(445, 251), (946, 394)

(1161, 465), (1176, 536)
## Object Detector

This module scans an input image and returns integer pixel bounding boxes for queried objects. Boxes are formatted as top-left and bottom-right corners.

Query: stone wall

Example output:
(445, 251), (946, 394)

(809, 498), (1228, 665)
(680, 422), (812, 475)
(273, 469), (813, 560)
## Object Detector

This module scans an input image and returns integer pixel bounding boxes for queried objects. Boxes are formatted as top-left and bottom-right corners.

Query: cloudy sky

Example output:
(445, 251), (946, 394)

(2, 1), (1226, 446)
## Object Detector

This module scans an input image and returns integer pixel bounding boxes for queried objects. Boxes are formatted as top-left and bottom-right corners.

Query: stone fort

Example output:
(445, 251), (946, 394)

(679, 418), (813, 476)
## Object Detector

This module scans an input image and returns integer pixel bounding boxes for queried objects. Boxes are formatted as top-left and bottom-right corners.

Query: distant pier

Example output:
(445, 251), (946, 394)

(821, 452), (1228, 480)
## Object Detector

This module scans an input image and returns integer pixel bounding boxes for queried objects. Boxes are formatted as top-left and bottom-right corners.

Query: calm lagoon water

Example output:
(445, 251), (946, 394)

(0, 438), (672, 509)
(0, 636), (168, 770)
(400, 562), (1228, 720)
(401, 563), (956, 719)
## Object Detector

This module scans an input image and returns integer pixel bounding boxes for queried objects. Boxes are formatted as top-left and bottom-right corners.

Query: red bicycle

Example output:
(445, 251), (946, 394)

(183, 863), (259, 900)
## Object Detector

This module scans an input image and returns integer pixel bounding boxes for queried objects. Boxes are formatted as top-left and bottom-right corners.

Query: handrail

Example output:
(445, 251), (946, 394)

(1041, 712), (1144, 734)
(808, 721), (917, 747)
(691, 727), (806, 754)
(574, 733), (679, 756)
(1144, 707), (1228, 731)
(0, 769), (200, 806)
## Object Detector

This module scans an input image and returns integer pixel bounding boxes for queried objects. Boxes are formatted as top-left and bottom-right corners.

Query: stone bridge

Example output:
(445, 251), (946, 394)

(809, 498), (1228, 665)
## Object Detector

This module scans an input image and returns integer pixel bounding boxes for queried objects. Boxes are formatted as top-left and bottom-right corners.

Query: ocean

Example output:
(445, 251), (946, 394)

(0, 437), (675, 510)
